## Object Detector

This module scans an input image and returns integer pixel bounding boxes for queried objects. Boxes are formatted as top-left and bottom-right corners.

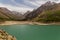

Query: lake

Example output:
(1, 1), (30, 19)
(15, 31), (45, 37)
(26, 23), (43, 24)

(0, 25), (60, 40)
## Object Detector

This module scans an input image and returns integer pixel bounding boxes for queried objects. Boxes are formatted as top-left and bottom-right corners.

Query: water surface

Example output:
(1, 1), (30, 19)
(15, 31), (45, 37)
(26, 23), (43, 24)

(0, 25), (60, 40)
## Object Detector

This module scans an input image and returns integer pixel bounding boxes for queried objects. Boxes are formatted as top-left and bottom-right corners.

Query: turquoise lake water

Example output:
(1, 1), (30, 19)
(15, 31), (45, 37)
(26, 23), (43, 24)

(0, 25), (60, 40)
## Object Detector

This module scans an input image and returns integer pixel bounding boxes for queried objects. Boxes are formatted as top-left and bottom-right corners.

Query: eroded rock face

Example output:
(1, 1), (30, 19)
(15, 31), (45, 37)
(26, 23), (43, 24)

(0, 29), (16, 40)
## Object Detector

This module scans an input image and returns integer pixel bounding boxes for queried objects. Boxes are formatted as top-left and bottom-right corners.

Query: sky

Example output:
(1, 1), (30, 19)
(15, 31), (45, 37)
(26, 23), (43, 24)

(0, 0), (60, 13)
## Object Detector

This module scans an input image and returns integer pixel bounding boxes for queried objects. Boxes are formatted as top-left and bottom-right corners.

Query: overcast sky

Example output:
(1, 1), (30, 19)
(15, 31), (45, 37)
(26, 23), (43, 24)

(0, 0), (60, 13)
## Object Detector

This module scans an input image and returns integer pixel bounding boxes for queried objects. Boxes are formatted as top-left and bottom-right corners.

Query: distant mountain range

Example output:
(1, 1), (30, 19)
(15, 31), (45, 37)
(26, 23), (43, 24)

(0, 7), (23, 21)
(0, 1), (60, 23)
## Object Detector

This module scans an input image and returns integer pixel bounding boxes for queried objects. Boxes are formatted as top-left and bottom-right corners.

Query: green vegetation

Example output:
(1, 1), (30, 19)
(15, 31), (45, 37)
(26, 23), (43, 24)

(34, 10), (60, 23)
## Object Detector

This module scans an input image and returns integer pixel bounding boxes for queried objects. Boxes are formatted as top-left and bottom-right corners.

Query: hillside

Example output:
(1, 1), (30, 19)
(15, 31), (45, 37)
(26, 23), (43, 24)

(24, 1), (60, 23)
(0, 7), (23, 21)
(0, 1), (60, 23)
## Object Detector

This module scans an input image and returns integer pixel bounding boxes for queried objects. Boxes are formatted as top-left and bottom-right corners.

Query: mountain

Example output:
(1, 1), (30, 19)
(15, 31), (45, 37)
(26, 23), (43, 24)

(11, 11), (23, 20)
(0, 1), (60, 23)
(0, 7), (23, 21)
(24, 1), (60, 22)
(24, 1), (58, 20)
(23, 11), (31, 20)
(24, 11), (31, 17)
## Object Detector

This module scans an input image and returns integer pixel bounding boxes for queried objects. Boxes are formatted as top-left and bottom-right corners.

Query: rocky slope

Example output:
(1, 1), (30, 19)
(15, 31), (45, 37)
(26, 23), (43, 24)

(0, 7), (23, 21)
(0, 29), (16, 40)
(24, 1), (60, 22)
(0, 1), (60, 23)
(24, 1), (60, 20)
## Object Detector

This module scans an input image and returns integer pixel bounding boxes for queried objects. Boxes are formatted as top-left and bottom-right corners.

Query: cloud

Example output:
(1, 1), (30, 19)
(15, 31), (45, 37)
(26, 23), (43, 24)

(16, 0), (60, 8)
(0, 3), (33, 13)
(23, 0), (40, 6)
(28, 0), (59, 1)
(0, 0), (60, 14)
(27, 0), (59, 4)
(10, 0), (46, 8)
(10, 0), (32, 8)
(10, 0), (60, 9)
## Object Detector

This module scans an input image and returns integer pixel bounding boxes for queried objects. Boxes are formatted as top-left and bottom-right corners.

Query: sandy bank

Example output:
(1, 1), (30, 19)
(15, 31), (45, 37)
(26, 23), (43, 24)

(0, 21), (60, 25)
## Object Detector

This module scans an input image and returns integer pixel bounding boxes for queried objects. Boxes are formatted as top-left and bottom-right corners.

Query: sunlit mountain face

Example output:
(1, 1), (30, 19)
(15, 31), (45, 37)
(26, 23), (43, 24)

(0, 0), (60, 13)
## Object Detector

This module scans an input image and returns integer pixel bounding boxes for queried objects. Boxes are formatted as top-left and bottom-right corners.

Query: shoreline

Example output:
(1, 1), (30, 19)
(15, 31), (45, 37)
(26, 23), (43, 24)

(0, 21), (60, 25)
(0, 29), (16, 40)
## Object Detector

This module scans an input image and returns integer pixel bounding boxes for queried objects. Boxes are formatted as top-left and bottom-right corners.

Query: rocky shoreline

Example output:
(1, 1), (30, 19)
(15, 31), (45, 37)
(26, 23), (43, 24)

(0, 29), (16, 40)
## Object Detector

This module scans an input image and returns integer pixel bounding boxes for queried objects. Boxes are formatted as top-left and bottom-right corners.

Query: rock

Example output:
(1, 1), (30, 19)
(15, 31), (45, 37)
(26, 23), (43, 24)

(0, 29), (16, 40)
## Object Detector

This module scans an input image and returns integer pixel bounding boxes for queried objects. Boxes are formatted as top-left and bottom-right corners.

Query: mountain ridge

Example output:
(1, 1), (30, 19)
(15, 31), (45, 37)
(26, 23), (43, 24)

(0, 1), (60, 23)
(24, 1), (60, 22)
(0, 7), (23, 21)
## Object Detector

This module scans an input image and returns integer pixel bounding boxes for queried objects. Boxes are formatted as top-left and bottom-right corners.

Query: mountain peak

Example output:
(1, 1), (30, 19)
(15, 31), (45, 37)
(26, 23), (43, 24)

(43, 1), (56, 6)
(46, 1), (51, 4)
